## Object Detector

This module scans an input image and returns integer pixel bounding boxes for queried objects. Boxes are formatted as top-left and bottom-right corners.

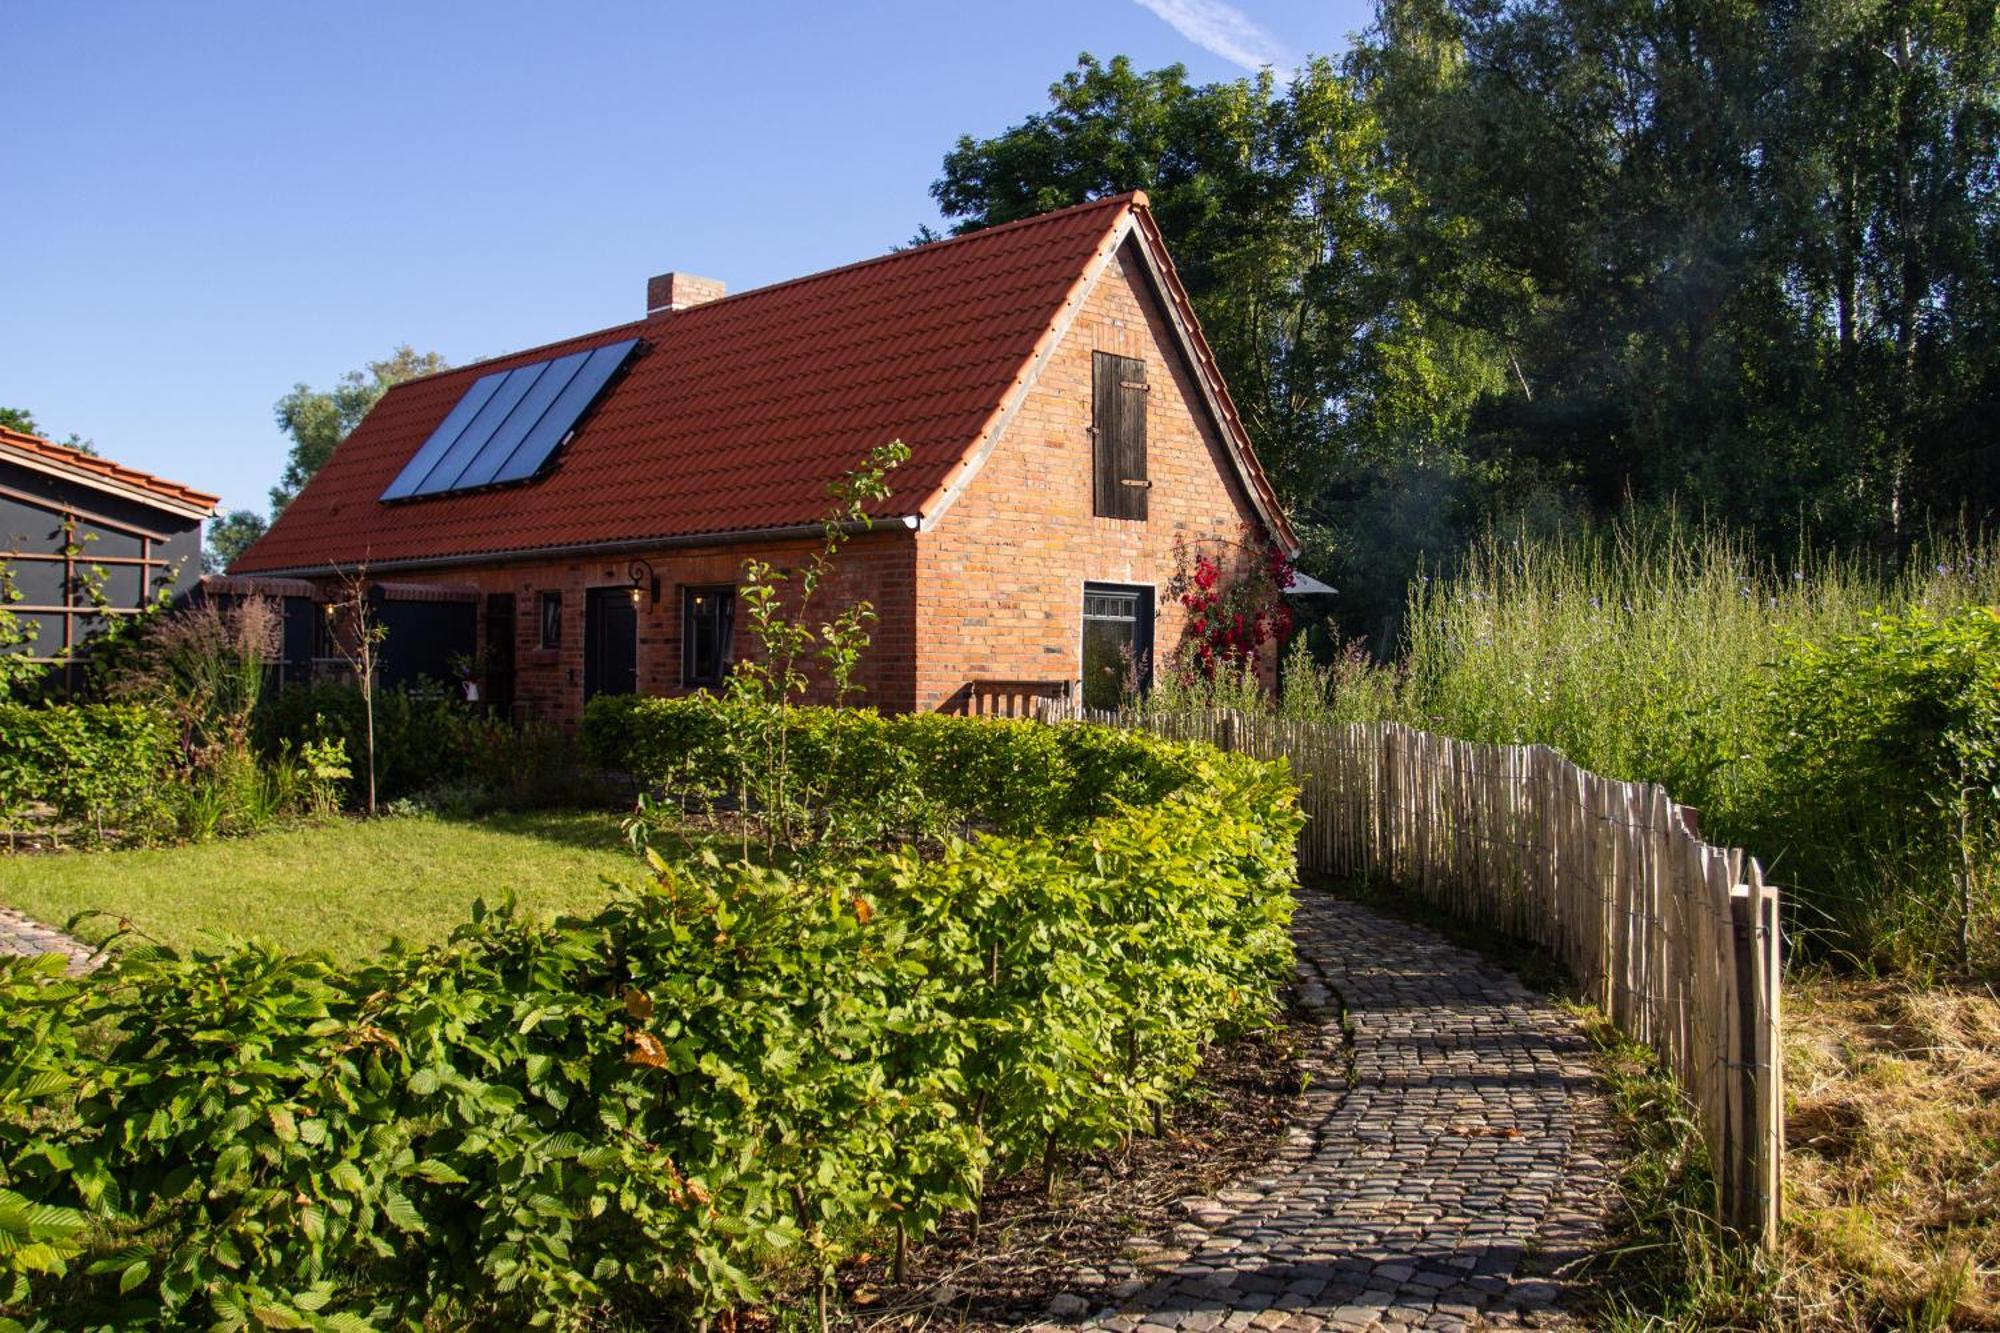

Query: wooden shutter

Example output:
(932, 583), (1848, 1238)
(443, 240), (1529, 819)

(1092, 352), (1149, 519)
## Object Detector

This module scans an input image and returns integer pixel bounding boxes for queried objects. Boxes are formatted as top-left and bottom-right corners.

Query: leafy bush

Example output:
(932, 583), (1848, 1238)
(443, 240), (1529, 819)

(259, 683), (582, 811)
(0, 719), (1300, 1326)
(583, 695), (1200, 845)
(1761, 606), (2000, 970)
(0, 703), (173, 839)
(0, 565), (42, 704)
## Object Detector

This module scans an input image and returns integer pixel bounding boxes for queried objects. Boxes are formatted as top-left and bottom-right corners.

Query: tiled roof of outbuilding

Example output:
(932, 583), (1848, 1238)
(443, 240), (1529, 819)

(0, 427), (219, 517)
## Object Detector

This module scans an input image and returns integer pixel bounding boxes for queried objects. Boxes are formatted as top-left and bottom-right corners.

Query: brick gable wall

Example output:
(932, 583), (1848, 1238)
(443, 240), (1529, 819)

(912, 236), (1277, 713)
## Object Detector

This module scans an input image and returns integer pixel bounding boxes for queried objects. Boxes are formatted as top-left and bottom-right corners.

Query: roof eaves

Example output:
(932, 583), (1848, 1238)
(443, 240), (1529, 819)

(232, 513), (923, 579)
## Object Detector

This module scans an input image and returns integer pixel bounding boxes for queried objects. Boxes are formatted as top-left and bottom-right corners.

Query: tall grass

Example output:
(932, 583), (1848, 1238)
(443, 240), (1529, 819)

(1280, 515), (2000, 972)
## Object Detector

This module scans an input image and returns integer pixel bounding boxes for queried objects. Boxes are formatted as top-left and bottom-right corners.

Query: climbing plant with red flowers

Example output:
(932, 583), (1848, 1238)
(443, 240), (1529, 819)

(1167, 526), (1295, 682)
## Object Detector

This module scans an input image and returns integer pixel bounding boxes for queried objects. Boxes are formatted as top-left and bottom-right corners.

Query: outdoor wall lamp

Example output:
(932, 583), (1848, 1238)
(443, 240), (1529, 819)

(628, 559), (660, 608)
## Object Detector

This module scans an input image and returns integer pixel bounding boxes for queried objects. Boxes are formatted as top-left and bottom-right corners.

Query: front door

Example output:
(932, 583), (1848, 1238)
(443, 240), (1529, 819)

(484, 593), (516, 716)
(583, 586), (638, 701)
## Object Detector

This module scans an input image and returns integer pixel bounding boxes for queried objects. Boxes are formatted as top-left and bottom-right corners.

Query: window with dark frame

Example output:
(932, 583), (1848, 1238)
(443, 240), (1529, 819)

(1091, 350), (1149, 520)
(538, 590), (562, 649)
(682, 586), (736, 689)
(1081, 582), (1154, 711)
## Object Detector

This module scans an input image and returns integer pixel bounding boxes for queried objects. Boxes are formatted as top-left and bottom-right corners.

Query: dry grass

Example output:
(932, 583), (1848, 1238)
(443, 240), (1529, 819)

(1783, 972), (2000, 1330)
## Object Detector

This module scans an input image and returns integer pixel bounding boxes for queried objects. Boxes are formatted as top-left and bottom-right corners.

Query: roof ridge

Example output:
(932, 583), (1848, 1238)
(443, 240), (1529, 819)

(387, 193), (1148, 391)
(234, 190), (1225, 573)
(663, 190), (1146, 317)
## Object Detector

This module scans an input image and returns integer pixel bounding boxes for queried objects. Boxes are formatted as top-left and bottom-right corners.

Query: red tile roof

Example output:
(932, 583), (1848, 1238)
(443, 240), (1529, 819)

(236, 193), (1293, 573)
(0, 426), (219, 516)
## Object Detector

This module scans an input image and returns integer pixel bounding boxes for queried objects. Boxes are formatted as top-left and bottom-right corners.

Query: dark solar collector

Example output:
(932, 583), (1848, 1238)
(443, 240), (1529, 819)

(380, 338), (640, 501)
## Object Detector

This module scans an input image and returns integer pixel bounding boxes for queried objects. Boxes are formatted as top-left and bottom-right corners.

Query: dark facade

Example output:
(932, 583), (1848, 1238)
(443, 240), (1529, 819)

(0, 429), (215, 693)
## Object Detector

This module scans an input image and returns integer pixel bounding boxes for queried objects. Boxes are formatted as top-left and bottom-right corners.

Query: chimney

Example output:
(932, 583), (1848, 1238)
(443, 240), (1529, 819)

(646, 271), (726, 315)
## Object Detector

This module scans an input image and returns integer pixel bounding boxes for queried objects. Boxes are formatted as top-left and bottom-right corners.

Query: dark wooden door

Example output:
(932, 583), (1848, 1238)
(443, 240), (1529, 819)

(484, 593), (516, 716)
(583, 586), (638, 701)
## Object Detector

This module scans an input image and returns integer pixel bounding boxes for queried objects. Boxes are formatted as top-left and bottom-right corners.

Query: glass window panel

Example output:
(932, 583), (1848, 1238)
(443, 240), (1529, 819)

(1082, 584), (1151, 710)
(682, 587), (736, 688)
(1082, 617), (1137, 710)
(539, 590), (562, 648)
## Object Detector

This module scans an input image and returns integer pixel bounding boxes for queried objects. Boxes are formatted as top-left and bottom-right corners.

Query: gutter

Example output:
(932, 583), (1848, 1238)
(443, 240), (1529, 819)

(232, 514), (921, 580)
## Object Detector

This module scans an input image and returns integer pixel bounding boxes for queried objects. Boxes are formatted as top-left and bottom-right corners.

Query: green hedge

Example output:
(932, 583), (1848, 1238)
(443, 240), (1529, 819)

(583, 694), (1201, 838)
(257, 683), (579, 809)
(0, 712), (1301, 1327)
(0, 703), (173, 835)
(1758, 604), (2000, 966)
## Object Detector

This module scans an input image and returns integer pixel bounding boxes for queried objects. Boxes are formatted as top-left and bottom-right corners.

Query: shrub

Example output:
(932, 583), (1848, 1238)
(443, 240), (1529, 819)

(106, 598), (275, 765)
(1761, 606), (2000, 970)
(0, 564), (41, 704)
(0, 703), (173, 839)
(584, 696), (1204, 845)
(0, 717), (1301, 1326)
(259, 683), (582, 811)
(892, 711), (1069, 835)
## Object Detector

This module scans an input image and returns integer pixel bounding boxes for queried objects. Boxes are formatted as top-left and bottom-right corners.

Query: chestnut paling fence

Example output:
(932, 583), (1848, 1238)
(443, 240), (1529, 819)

(1049, 702), (1783, 1247)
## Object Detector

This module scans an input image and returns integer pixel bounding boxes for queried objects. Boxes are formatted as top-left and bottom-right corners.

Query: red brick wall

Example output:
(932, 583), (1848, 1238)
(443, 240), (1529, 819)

(349, 529), (917, 728)
(912, 236), (1277, 712)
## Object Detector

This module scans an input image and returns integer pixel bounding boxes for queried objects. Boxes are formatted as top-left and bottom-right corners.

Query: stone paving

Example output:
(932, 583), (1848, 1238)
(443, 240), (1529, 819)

(0, 906), (102, 974)
(1040, 892), (1615, 1332)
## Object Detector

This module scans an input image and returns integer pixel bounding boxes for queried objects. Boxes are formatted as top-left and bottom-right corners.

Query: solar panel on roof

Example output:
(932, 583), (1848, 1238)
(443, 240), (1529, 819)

(413, 363), (546, 494)
(379, 338), (640, 502)
(377, 373), (504, 501)
(449, 350), (590, 490)
(486, 340), (640, 486)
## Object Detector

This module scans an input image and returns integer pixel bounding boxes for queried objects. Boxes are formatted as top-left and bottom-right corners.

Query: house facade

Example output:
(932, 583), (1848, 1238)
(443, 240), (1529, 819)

(231, 193), (1297, 722)
(0, 427), (217, 693)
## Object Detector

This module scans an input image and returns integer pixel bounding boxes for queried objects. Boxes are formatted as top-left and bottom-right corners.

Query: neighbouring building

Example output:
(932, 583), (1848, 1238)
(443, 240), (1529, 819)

(0, 426), (217, 693)
(229, 192), (1299, 722)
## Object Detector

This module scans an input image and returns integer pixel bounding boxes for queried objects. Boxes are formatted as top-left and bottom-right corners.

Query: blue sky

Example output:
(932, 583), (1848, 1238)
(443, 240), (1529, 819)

(2, 1), (1370, 516)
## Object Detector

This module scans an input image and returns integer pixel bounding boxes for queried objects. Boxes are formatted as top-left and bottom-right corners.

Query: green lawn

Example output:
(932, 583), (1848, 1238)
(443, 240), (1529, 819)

(0, 812), (642, 959)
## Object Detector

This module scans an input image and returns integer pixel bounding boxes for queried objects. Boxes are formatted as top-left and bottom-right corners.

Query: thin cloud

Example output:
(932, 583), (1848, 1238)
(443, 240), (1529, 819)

(1132, 0), (1297, 77)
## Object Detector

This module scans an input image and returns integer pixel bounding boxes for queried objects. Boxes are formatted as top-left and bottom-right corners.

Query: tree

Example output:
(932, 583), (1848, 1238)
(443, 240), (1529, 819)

(326, 568), (387, 817)
(270, 346), (447, 515)
(1351, 0), (2000, 541)
(932, 53), (1507, 637)
(935, 9), (2000, 639)
(203, 510), (269, 574)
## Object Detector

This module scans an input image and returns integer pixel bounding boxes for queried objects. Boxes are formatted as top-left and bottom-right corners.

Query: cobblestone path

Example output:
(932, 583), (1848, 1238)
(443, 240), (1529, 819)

(0, 906), (101, 974)
(1046, 892), (1615, 1332)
